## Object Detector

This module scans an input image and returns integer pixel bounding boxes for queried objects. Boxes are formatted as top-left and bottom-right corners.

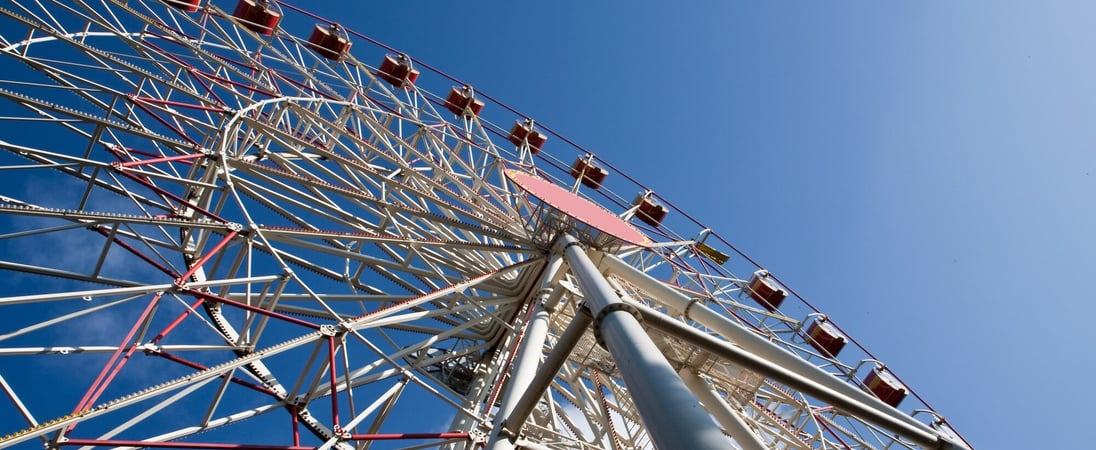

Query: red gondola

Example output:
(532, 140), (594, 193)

(165, 0), (201, 12)
(508, 120), (547, 154)
(444, 86), (485, 117)
(308, 24), (351, 60)
(632, 194), (668, 227)
(746, 270), (786, 311)
(805, 318), (847, 357)
(377, 54), (420, 88)
(864, 367), (907, 407)
(570, 158), (608, 189)
(232, 0), (282, 36)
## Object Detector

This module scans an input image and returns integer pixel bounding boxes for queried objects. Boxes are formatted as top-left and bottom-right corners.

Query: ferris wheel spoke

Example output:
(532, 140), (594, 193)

(129, 398), (347, 450)
(388, 127), (522, 223)
(7, 1), (68, 35)
(282, 112), (522, 233)
(0, 62), (132, 129)
(0, 86), (194, 152)
(2, 16), (180, 100)
(0, 2), (968, 449)
(255, 226), (534, 254)
(255, 235), (460, 287)
(323, 109), (513, 219)
(87, 373), (222, 443)
(3, 338), (320, 447)
(225, 151), (521, 242)
(549, 368), (611, 446)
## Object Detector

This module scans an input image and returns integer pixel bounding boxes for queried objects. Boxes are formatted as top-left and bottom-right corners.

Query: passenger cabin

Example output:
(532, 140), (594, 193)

(377, 55), (420, 88)
(508, 120), (547, 154)
(746, 270), (786, 311)
(308, 24), (351, 60)
(570, 158), (608, 189)
(232, 0), (281, 36)
(165, 0), (201, 12)
(632, 194), (668, 227)
(444, 86), (485, 117)
(805, 318), (847, 358)
(864, 367), (908, 408)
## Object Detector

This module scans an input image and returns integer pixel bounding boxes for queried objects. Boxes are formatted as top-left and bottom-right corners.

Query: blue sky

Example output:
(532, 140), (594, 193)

(0, 1), (1091, 448)
(316, 1), (1094, 448)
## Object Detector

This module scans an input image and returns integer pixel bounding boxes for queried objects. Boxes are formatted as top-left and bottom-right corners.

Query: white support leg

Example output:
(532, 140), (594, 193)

(486, 254), (564, 450)
(602, 253), (967, 450)
(679, 369), (769, 450)
(559, 235), (726, 450)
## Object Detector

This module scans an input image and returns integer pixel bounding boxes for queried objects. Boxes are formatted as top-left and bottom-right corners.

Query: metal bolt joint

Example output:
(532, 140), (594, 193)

(592, 302), (641, 348)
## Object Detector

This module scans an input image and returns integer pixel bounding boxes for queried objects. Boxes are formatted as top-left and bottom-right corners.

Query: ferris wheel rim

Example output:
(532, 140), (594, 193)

(0, 1), (970, 449)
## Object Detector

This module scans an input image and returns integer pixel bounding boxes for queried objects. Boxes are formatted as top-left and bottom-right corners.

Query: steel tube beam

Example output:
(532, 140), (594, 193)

(348, 432), (470, 440)
(499, 307), (593, 441)
(598, 253), (968, 450)
(679, 369), (768, 450)
(0, 275), (283, 305)
(633, 301), (954, 449)
(486, 254), (563, 450)
(59, 439), (312, 450)
(558, 235), (726, 449)
(0, 374), (38, 432)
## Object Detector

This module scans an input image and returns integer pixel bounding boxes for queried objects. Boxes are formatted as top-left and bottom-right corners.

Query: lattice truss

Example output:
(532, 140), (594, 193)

(0, 1), (966, 450)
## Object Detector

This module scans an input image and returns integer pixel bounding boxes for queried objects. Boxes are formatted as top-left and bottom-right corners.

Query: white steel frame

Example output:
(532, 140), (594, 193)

(0, 1), (969, 450)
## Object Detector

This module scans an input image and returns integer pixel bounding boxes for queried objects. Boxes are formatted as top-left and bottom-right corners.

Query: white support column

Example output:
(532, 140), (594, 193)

(600, 253), (969, 450)
(679, 369), (769, 450)
(559, 235), (726, 450)
(498, 306), (593, 444)
(486, 254), (564, 450)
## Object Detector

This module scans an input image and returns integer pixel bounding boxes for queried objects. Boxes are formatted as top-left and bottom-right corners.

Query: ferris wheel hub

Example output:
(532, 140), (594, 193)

(505, 169), (651, 249)
(0, 1), (967, 447)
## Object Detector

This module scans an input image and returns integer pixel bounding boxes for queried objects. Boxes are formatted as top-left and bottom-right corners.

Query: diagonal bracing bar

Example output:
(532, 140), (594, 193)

(485, 253), (564, 450)
(601, 253), (970, 450)
(678, 369), (768, 450)
(497, 305), (593, 444)
(556, 234), (726, 449)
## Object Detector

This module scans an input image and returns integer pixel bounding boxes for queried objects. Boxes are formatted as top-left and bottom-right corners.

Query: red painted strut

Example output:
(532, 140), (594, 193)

(58, 434), (470, 449)
(349, 432), (470, 440)
(60, 440), (311, 450)
(118, 152), (207, 168)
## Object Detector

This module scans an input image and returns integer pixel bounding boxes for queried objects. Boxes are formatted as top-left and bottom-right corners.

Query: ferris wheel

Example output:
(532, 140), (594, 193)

(0, 1), (972, 449)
